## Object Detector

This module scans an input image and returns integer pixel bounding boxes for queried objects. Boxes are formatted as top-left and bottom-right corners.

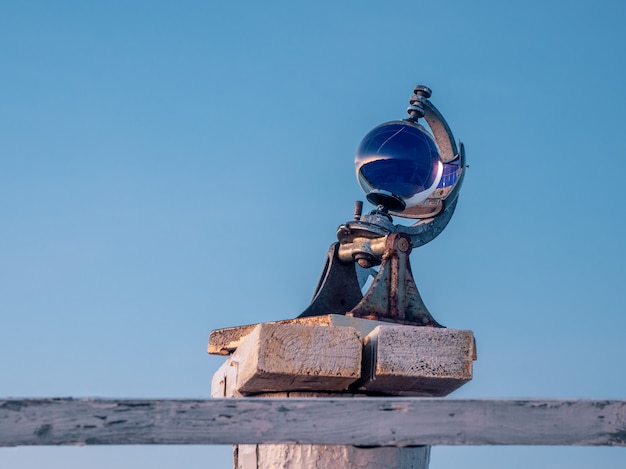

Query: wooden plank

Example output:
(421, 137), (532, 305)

(358, 326), (475, 396)
(208, 316), (335, 356)
(1, 398), (626, 447)
(208, 314), (394, 356)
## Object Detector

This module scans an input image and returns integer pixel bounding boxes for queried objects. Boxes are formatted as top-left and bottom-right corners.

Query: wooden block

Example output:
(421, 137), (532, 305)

(211, 358), (240, 397)
(358, 326), (475, 397)
(230, 323), (362, 395)
(208, 314), (391, 356)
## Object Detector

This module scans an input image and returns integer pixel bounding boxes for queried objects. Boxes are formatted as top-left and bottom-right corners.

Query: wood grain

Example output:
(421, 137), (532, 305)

(208, 314), (393, 356)
(244, 444), (430, 469)
(226, 323), (362, 395)
(359, 326), (475, 396)
(1, 398), (625, 447)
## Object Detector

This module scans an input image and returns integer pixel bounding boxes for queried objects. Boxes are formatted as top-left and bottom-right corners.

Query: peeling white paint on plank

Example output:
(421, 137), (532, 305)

(1, 398), (625, 448)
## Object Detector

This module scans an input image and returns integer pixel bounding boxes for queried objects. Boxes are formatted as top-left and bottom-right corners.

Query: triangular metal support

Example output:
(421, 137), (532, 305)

(298, 243), (363, 318)
(347, 233), (442, 327)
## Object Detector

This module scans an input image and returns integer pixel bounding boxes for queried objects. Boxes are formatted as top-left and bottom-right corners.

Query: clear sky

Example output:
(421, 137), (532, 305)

(1, 0), (625, 467)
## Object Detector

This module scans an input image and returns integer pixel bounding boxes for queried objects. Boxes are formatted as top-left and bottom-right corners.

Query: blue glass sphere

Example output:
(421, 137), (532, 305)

(355, 121), (443, 212)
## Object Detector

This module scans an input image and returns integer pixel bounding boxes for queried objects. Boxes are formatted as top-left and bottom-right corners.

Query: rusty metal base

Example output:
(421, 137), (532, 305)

(298, 233), (442, 327)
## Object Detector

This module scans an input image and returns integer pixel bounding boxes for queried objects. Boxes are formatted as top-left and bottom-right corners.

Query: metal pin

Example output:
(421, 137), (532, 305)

(354, 200), (363, 220)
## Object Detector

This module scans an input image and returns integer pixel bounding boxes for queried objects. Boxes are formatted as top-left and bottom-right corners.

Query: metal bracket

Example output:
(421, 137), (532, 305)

(347, 233), (442, 326)
(298, 243), (364, 319)
(298, 233), (442, 327)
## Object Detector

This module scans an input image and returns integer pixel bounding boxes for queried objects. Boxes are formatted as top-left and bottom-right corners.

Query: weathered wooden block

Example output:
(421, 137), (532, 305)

(358, 325), (475, 397)
(215, 323), (362, 396)
(211, 358), (239, 398)
(208, 314), (391, 356)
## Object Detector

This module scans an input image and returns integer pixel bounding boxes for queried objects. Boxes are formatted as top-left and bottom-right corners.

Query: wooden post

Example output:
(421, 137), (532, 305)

(209, 314), (475, 469)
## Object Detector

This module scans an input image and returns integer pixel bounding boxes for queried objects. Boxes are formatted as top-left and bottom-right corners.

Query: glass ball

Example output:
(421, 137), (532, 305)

(355, 120), (443, 211)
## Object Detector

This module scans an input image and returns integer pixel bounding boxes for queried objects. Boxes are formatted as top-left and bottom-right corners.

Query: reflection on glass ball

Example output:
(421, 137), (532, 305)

(355, 121), (442, 212)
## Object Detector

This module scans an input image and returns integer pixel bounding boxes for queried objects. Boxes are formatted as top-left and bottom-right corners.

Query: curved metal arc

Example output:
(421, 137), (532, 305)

(395, 197), (457, 248)
(421, 98), (459, 163)
(390, 95), (463, 221)
(394, 141), (466, 247)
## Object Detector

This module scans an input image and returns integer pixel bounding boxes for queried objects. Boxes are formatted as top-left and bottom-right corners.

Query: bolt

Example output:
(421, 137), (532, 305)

(413, 85), (432, 99)
(355, 253), (376, 269)
(407, 86), (431, 121)
(354, 200), (363, 221)
(396, 237), (410, 253)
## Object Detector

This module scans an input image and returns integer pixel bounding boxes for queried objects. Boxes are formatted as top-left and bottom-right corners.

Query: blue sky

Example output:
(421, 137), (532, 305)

(1, 1), (625, 467)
